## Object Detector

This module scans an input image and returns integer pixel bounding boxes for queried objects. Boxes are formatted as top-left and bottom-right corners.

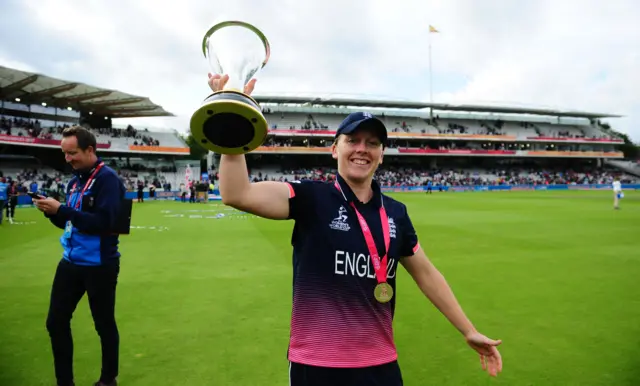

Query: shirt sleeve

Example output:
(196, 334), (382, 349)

(45, 211), (68, 229)
(398, 205), (420, 258)
(286, 179), (319, 221)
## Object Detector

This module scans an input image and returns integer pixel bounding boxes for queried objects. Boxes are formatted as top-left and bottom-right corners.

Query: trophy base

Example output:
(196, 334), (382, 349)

(190, 90), (268, 155)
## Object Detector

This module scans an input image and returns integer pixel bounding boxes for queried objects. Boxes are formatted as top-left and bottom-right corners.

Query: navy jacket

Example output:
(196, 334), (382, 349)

(46, 159), (126, 266)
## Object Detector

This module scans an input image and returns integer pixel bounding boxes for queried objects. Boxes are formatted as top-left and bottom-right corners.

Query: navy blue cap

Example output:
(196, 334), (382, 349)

(335, 112), (387, 145)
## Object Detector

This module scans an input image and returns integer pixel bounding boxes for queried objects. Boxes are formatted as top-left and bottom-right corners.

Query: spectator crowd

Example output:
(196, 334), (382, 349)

(248, 166), (637, 187)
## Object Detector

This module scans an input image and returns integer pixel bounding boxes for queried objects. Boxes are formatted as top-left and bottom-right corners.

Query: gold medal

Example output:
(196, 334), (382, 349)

(374, 283), (394, 303)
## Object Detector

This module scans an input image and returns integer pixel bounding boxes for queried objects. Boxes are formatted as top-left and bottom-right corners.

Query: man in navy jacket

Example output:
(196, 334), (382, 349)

(34, 126), (125, 386)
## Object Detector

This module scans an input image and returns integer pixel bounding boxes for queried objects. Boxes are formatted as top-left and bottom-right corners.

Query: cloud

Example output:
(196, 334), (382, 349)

(0, 54), (38, 74)
(0, 0), (638, 140)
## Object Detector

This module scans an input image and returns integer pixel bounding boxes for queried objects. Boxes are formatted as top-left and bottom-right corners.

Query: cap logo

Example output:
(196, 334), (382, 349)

(362, 112), (373, 118)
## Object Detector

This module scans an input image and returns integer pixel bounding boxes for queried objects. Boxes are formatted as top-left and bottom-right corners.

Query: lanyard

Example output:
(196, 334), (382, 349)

(334, 181), (390, 284)
(68, 162), (104, 209)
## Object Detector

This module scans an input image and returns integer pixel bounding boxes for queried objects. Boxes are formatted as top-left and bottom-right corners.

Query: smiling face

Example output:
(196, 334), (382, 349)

(61, 135), (95, 170)
(60, 126), (99, 171)
(332, 126), (384, 185)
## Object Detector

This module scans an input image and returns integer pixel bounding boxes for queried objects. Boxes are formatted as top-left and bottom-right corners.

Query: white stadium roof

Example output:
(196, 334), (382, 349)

(0, 64), (621, 121)
(253, 94), (623, 119)
(0, 66), (174, 118)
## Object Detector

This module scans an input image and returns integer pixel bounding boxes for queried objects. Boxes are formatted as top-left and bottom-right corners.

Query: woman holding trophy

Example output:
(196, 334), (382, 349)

(194, 20), (503, 386)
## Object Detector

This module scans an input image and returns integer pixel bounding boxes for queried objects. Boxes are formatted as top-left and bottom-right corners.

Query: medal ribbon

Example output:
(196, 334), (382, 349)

(68, 162), (104, 209)
(334, 182), (390, 284)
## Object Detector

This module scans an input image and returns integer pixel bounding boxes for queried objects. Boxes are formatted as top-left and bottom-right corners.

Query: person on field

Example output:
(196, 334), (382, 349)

(33, 126), (126, 386)
(5, 180), (19, 224)
(612, 177), (623, 209)
(0, 177), (7, 225)
(211, 73), (502, 386)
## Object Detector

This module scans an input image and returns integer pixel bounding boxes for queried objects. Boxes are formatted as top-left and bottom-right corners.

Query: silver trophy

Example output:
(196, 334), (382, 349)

(190, 21), (271, 155)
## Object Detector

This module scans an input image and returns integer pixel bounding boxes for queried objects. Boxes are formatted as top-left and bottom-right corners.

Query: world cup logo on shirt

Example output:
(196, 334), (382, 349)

(330, 206), (351, 231)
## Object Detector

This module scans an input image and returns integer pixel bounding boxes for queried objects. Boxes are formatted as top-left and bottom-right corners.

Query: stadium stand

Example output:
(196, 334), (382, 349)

(0, 66), (197, 199)
(233, 96), (637, 189)
(605, 159), (640, 178)
(1, 65), (638, 204)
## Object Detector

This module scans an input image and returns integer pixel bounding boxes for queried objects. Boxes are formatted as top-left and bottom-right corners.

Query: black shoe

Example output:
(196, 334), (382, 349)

(94, 380), (117, 386)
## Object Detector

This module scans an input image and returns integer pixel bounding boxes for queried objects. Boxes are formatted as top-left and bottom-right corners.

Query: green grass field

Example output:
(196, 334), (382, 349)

(1, 190), (639, 386)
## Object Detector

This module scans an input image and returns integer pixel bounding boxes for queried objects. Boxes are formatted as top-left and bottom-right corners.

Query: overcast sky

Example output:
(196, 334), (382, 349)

(1, 0), (638, 140)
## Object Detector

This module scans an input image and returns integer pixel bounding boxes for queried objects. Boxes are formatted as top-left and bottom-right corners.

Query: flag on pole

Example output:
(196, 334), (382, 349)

(429, 25), (439, 33)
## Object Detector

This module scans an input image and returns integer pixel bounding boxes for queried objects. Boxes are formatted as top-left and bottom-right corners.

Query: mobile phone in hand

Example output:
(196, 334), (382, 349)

(28, 191), (46, 199)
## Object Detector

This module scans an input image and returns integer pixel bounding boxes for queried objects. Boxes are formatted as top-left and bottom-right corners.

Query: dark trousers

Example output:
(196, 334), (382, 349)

(46, 259), (120, 385)
(5, 197), (16, 218)
(289, 361), (403, 386)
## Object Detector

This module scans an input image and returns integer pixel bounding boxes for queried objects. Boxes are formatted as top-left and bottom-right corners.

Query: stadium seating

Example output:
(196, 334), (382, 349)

(264, 112), (618, 141)
(1, 117), (187, 152)
(245, 165), (638, 187)
(1, 107), (634, 196)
